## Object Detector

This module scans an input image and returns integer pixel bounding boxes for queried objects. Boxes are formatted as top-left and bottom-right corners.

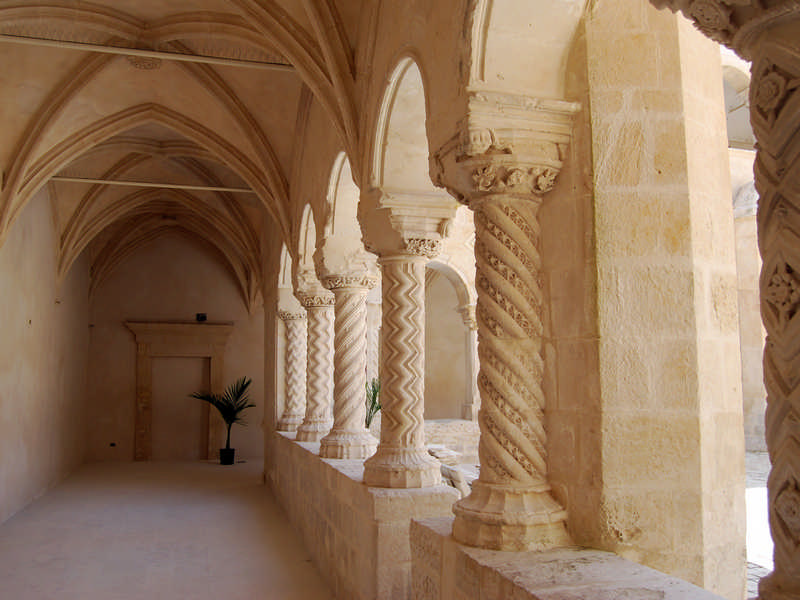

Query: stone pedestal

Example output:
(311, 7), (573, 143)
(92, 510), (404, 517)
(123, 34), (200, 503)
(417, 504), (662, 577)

(276, 310), (307, 432)
(295, 292), (335, 442)
(364, 253), (441, 488)
(319, 274), (378, 459)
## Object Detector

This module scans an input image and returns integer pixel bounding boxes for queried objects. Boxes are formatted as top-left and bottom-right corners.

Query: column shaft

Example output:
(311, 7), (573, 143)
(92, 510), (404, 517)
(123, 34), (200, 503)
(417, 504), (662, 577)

(277, 311), (307, 432)
(452, 196), (570, 550)
(296, 300), (334, 442)
(363, 255), (441, 487)
(319, 280), (377, 459)
(753, 34), (800, 600)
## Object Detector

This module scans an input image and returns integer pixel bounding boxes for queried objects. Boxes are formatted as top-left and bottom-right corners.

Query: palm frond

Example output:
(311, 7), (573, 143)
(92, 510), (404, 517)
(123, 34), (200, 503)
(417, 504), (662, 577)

(190, 376), (255, 427)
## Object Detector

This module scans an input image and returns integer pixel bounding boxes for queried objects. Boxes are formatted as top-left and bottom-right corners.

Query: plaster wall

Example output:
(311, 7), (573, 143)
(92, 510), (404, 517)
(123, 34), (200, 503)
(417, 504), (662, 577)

(586, 3), (745, 597)
(86, 233), (264, 462)
(424, 271), (466, 420)
(0, 188), (89, 525)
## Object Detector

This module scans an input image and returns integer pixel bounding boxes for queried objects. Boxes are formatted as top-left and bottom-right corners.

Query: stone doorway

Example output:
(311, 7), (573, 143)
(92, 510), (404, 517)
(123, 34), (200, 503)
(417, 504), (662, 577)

(151, 357), (210, 461)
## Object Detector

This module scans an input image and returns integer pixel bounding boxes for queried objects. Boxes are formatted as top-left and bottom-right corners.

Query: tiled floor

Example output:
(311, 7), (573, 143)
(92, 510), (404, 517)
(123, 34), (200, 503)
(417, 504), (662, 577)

(0, 461), (333, 600)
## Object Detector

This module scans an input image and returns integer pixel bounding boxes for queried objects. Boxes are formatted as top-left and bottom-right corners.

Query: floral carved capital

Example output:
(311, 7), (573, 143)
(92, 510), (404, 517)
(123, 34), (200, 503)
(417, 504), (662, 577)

(649, 0), (798, 59)
(297, 292), (335, 308)
(278, 310), (307, 321)
(430, 91), (579, 207)
(404, 237), (442, 258)
(321, 273), (378, 291)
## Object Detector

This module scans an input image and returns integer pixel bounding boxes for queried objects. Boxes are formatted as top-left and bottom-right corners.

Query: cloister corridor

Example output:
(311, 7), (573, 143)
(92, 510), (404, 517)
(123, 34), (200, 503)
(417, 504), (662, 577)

(0, 462), (332, 600)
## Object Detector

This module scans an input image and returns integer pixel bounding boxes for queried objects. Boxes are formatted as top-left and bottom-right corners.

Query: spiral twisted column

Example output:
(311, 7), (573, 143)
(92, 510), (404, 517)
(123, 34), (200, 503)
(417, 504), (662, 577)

(449, 195), (569, 550)
(363, 247), (442, 488)
(295, 292), (335, 442)
(319, 274), (378, 459)
(430, 90), (578, 550)
(277, 310), (307, 432)
(750, 34), (800, 600)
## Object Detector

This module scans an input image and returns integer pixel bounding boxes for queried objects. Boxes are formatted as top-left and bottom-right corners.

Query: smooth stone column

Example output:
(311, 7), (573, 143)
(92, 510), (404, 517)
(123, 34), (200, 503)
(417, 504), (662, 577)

(452, 194), (570, 551)
(295, 292), (335, 442)
(364, 249), (441, 488)
(276, 310), (307, 432)
(319, 274), (378, 459)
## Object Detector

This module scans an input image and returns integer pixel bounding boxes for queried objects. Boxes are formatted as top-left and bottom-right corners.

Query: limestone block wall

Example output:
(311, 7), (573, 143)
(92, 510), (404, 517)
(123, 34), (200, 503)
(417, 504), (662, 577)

(86, 233), (265, 461)
(268, 432), (458, 600)
(585, 3), (745, 598)
(411, 517), (727, 600)
(0, 188), (90, 525)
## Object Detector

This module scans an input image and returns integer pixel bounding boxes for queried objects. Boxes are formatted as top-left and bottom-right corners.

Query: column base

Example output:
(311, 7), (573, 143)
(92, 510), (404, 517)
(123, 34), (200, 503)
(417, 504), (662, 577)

(295, 419), (332, 442)
(759, 572), (800, 600)
(452, 480), (571, 551)
(319, 429), (377, 459)
(363, 445), (442, 488)
(276, 413), (304, 432)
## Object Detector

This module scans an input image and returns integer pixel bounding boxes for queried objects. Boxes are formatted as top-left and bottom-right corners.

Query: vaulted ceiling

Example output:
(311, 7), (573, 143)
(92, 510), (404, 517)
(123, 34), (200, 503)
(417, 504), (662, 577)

(0, 0), (367, 308)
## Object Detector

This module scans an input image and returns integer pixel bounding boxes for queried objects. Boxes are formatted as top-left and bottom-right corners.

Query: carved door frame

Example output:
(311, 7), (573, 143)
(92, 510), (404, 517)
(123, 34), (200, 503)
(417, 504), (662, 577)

(126, 321), (234, 461)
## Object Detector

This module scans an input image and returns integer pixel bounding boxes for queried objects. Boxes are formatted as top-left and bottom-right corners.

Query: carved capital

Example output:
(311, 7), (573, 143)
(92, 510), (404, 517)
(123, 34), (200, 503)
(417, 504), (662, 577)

(431, 90), (579, 206)
(649, 0), (800, 59)
(321, 272), (378, 291)
(297, 291), (335, 308)
(278, 310), (306, 321)
(404, 237), (442, 258)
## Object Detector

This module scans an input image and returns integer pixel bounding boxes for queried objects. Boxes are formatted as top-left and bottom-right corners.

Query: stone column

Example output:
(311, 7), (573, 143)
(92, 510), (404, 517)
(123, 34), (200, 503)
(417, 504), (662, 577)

(319, 274), (378, 459)
(366, 300), (381, 384)
(431, 91), (578, 550)
(276, 310), (307, 432)
(750, 32), (800, 600)
(458, 304), (480, 421)
(646, 3), (800, 596)
(363, 244), (442, 488)
(295, 291), (335, 442)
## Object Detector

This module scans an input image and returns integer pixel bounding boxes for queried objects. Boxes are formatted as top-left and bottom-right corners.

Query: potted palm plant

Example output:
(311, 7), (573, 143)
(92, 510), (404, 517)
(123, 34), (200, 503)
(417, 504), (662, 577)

(190, 376), (255, 465)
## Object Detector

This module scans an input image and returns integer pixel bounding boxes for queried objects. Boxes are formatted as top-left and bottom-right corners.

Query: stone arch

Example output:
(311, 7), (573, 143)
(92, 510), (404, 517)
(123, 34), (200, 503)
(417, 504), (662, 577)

(425, 259), (478, 423)
(371, 55), (434, 194)
(721, 47), (755, 149)
(466, 0), (588, 98)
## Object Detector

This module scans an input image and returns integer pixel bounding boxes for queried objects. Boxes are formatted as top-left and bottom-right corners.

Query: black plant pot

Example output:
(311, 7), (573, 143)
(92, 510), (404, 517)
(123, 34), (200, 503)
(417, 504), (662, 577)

(219, 448), (236, 465)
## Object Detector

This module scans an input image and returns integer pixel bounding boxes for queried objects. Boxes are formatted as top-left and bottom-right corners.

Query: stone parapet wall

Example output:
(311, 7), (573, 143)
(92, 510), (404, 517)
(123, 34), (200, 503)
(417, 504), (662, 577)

(411, 517), (727, 600)
(268, 432), (458, 599)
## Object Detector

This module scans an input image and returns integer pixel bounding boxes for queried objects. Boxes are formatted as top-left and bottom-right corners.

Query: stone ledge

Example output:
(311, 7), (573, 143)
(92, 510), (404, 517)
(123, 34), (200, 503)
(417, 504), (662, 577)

(411, 517), (726, 600)
(269, 431), (459, 600)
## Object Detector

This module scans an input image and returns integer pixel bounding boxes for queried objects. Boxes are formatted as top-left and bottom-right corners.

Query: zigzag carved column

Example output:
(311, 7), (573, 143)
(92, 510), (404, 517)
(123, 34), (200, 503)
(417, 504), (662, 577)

(432, 91), (578, 550)
(319, 274), (378, 459)
(277, 310), (307, 432)
(295, 291), (335, 442)
(363, 244), (442, 488)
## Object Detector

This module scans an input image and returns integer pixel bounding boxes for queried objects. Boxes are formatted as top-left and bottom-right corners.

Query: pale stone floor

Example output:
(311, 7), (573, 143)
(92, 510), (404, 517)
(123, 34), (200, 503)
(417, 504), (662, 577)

(747, 451), (772, 600)
(0, 461), (333, 600)
(0, 453), (774, 599)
